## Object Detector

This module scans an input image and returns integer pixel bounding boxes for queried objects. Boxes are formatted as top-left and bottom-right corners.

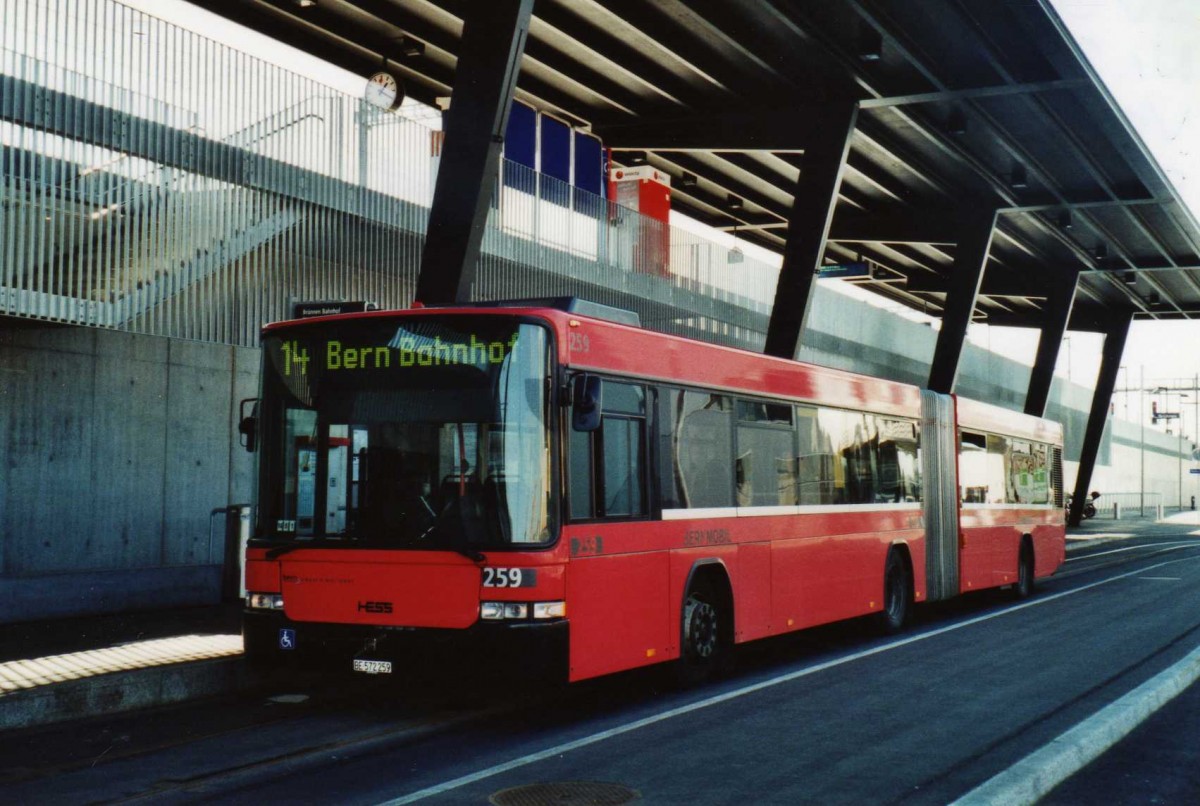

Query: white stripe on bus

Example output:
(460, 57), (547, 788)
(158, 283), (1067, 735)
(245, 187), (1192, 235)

(661, 502), (923, 520)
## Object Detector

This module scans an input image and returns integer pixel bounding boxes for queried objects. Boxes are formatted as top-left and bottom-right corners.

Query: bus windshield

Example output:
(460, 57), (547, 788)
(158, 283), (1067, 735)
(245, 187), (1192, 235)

(257, 317), (553, 549)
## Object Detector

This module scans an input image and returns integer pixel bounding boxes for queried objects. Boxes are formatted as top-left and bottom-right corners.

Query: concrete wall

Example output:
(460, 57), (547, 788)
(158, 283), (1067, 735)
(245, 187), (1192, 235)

(0, 319), (256, 623)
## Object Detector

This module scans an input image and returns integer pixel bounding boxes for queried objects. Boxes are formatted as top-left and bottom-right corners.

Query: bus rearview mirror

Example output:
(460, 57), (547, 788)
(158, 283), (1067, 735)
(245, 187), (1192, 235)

(239, 398), (259, 452)
(572, 375), (602, 432)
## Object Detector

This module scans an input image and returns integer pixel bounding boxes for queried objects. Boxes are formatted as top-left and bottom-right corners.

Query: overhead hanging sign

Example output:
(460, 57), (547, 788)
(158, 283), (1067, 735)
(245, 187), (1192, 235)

(817, 261), (870, 279)
(292, 300), (378, 319)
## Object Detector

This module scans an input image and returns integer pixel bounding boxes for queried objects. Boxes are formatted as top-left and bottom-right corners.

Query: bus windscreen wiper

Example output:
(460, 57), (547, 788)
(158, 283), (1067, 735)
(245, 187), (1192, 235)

(452, 545), (487, 563)
(266, 543), (300, 559)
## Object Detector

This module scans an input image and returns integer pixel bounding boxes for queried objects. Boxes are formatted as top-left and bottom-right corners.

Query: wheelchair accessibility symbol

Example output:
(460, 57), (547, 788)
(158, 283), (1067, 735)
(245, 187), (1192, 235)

(279, 628), (296, 650)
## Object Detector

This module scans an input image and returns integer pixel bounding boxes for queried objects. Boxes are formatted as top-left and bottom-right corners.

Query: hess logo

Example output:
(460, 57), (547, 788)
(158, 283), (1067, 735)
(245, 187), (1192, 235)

(357, 601), (393, 614)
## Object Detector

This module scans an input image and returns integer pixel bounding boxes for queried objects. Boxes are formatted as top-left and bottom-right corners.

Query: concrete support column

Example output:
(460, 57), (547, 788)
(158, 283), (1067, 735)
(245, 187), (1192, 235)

(415, 0), (534, 304)
(927, 207), (999, 394)
(1069, 311), (1133, 526)
(764, 102), (858, 359)
(1024, 269), (1081, 416)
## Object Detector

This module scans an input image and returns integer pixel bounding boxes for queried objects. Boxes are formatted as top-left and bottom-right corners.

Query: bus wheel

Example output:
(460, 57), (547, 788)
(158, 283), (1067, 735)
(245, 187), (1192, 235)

(1014, 543), (1035, 599)
(676, 580), (723, 686)
(880, 550), (911, 635)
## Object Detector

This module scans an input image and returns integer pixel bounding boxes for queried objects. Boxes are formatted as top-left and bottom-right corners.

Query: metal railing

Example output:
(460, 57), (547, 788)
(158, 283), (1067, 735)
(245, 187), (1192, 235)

(1089, 491), (1164, 519)
(0, 0), (780, 352)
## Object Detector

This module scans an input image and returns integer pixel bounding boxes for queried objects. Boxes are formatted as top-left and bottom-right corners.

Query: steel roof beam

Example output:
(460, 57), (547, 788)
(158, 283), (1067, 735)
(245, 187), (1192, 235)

(597, 105), (843, 153)
(933, 0), (1191, 316)
(186, 0), (427, 91)
(859, 78), (1089, 109)
(528, 1), (717, 108)
(415, 0), (534, 304)
(828, 210), (960, 245)
(824, 1), (1172, 319)
(1069, 309), (1132, 525)
(1025, 268), (1081, 416)
(905, 268), (1043, 298)
(1001, 199), (1160, 215)
(765, 102), (859, 359)
(631, 152), (791, 226)
(346, 0), (648, 121)
(928, 208), (999, 393)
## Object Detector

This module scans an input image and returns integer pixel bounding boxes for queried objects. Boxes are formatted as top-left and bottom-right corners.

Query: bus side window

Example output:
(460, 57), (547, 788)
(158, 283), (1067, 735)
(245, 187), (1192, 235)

(736, 399), (797, 507)
(598, 382), (647, 519)
(569, 381), (648, 520)
(568, 426), (594, 519)
(672, 391), (734, 508)
(959, 431), (989, 503)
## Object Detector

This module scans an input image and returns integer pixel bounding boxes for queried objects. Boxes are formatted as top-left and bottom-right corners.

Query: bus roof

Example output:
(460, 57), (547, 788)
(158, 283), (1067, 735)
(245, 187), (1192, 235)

(261, 300), (1060, 440)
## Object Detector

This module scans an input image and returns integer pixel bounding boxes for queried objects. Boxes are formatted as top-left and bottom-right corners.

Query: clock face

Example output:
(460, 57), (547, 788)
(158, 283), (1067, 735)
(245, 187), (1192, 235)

(365, 71), (402, 111)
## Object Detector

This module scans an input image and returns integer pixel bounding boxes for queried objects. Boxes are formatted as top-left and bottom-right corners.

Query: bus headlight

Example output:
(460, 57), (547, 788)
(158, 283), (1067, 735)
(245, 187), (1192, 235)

(533, 601), (566, 619)
(248, 593), (285, 610)
(481, 601), (565, 620)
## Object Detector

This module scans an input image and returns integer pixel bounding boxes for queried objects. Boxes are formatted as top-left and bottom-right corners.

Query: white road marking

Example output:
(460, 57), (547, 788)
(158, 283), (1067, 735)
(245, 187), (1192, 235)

(1065, 541), (1196, 562)
(378, 548), (1200, 805)
(1137, 577), (1182, 581)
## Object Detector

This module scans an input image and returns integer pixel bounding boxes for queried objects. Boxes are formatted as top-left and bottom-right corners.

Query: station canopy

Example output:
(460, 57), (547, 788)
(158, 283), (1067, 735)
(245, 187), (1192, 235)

(193, 0), (1200, 331)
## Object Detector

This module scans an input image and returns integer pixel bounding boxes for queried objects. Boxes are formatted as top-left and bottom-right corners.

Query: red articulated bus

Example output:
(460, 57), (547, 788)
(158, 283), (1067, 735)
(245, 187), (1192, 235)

(240, 298), (1065, 683)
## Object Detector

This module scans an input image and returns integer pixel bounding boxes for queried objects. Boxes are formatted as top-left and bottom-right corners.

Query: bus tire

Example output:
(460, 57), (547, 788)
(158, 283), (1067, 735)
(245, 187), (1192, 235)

(880, 549), (911, 635)
(1014, 541), (1035, 599)
(675, 577), (726, 687)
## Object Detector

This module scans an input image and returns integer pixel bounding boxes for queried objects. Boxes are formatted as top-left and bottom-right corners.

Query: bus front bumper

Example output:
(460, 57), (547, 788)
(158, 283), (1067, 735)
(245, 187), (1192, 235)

(242, 608), (569, 679)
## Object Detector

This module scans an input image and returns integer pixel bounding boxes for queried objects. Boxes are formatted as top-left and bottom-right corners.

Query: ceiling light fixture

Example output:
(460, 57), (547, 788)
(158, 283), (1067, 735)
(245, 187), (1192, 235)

(857, 24), (883, 62)
(947, 109), (968, 136)
(396, 35), (424, 58)
(1009, 164), (1028, 189)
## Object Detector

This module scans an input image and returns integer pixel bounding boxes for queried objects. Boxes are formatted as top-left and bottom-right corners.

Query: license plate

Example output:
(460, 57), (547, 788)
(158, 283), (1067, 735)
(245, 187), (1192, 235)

(352, 659), (393, 675)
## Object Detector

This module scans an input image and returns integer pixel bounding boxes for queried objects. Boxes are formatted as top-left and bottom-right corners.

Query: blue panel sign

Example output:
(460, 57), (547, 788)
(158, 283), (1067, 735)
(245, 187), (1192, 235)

(574, 132), (603, 196)
(504, 101), (536, 169)
(540, 115), (571, 184)
(279, 628), (296, 650)
(817, 261), (870, 279)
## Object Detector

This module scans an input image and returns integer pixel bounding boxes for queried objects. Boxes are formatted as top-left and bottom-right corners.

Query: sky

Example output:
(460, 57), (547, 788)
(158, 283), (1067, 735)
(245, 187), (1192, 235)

(117, 0), (1200, 423)
(1037, 0), (1200, 388)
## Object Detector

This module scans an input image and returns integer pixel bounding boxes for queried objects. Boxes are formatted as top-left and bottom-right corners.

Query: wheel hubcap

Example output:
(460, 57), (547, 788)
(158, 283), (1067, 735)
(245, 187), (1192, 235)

(685, 596), (718, 659)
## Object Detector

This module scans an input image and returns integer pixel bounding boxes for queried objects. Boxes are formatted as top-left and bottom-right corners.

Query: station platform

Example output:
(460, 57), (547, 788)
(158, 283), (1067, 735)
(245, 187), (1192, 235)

(0, 604), (245, 731)
(2, 513), (1197, 733)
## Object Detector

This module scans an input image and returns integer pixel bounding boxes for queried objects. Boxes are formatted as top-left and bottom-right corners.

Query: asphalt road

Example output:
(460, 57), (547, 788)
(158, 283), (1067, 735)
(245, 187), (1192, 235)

(4, 531), (1200, 805)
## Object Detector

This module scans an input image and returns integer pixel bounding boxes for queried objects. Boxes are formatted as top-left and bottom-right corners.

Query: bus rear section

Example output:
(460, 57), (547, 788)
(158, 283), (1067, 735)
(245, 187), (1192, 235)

(918, 391), (1065, 604)
(954, 396), (1066, 596)
(241, 312), (570, 675)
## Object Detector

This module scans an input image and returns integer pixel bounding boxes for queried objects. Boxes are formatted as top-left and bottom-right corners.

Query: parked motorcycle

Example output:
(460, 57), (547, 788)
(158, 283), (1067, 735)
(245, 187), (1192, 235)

(1067, 491), (1100, 519)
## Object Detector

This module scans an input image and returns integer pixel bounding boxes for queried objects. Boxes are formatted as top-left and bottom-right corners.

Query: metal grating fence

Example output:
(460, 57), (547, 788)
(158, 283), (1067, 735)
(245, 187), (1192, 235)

(1, 0), (780, 350)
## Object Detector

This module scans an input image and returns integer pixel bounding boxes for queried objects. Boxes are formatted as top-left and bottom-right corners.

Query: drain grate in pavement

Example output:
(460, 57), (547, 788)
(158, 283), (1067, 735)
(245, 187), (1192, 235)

(489, 781), (639, 805)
